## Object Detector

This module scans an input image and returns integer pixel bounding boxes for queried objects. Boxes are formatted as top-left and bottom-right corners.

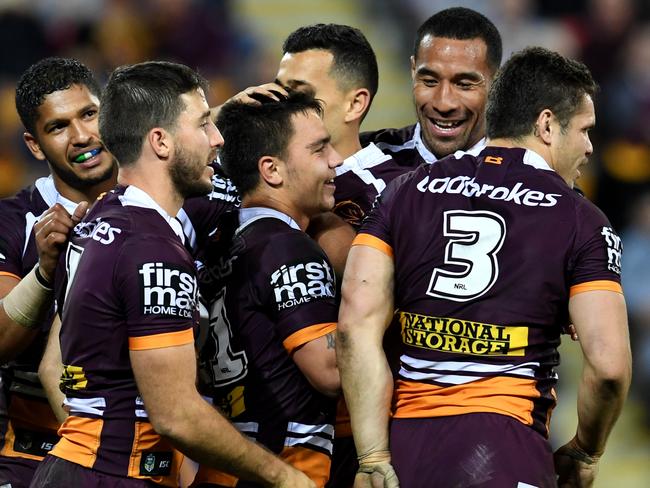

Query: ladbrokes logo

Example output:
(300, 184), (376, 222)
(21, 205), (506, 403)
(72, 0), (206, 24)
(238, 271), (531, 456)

(399, 311), (528, 356)
(139, 262), (198, 318)
(270, 259), (335, 310)
(416, 175), (562, 207)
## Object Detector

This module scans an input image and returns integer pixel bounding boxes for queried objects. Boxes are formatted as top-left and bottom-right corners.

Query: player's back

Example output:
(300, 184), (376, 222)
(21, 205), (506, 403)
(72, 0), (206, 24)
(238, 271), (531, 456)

(359, 146), (621, 435)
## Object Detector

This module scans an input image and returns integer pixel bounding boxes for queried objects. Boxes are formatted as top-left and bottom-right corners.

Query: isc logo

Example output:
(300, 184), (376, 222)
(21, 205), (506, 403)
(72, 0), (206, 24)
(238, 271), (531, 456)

(270, 259), (335, 310)
(139, 262), (198, 318)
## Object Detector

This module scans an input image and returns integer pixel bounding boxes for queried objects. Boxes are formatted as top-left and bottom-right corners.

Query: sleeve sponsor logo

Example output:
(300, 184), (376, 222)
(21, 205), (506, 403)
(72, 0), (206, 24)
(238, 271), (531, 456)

(73, 217), (122, 245)
(601, 226), (622, 274)
(139, 262), (198, 318)
(270, 259), (335, 310)
(416, 175), (561, 207)
(399, 311), (528, 356)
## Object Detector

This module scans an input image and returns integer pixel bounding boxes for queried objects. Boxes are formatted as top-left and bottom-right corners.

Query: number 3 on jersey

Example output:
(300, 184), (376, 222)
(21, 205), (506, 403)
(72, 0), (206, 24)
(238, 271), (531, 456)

(427, 210), (506, 302)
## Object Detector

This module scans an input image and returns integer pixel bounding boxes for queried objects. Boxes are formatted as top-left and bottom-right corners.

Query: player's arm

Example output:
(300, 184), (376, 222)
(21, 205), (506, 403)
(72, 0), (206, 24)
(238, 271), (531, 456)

(307, 212), (356, 279)
(293, 331), (340, 398)
(336, 244), (398, 488)
(554, 290), (631, 487)
(131, 341), (314, 488)
(38, 314), (68, 423)
(0, 202), (88, 362)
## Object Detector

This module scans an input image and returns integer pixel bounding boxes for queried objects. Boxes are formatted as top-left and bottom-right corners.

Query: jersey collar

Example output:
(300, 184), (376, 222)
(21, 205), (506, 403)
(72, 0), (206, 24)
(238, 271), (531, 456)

(238, 207), (301, 232)
(414, 123), (486, 164)
(34, 175), (78, 215)
(119, 185), (185, 243)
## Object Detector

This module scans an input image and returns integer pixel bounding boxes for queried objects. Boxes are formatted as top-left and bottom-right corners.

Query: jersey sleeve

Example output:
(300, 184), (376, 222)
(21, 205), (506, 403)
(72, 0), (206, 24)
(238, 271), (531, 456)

(0, 200), (28, 279)
(261, 233), (338, 354)
(115, 238), (198, 350)
(354, 169), (416, 258)
(568, 200), (623, 296)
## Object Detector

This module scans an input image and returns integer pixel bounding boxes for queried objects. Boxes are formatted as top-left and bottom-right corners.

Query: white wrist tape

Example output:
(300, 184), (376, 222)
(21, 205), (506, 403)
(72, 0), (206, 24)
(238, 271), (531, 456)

(2, 266), (54, 329)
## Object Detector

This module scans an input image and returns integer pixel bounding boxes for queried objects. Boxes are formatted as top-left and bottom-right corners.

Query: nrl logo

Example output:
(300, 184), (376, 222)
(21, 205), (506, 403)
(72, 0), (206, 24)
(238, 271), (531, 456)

(143, 453), (156, 473)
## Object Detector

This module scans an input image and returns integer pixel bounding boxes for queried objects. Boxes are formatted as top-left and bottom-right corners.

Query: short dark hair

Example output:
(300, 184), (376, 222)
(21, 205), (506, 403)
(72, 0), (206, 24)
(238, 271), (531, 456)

(99, 61), (208, 166)
(486, 47), (597, 139)
(283, 23), (378, 103)
(216, 91), (323, 196)
(15, 57), (101, 135)
(414, 7), (502, 74)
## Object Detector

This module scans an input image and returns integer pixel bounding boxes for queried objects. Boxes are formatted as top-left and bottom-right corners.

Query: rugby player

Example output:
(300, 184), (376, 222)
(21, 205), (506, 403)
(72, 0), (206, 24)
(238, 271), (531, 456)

(361, 7), (502, 166)
(338, 47), (631, 488)
(29, 61), (313, 488)
(0, 57), (116, 488)
(191, 92), (341, 487)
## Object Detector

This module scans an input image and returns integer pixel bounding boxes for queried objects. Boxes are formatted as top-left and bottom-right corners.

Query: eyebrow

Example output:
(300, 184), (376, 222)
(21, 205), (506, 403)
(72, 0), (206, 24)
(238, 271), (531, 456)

(307, 135), (331, 151)
(416, 66), (484, 82)
(43, 103), (98, 132)
(275, 78), (310, 90)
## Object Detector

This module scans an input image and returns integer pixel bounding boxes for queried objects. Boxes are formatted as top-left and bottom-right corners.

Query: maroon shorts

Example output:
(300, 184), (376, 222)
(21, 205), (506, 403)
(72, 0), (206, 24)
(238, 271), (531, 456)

(29, 456), (159, 488)
(0, 455), (39, 488)
(390, 413), (556, 488)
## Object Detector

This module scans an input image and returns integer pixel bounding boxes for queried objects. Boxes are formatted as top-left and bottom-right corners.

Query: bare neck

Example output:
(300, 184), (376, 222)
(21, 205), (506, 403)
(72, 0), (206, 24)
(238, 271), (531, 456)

(118, 164), (183, 217)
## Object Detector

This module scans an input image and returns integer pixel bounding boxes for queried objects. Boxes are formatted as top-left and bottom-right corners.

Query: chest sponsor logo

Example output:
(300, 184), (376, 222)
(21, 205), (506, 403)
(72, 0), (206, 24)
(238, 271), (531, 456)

(140, 451), (173, 476)
(270, 259), (335, 310)
(416, 175), (562, 207)
(139, 262), (198, 318)
(399, 311), (528, 356)
(74, 217), (122, 245)
(601, 226), (622, 274)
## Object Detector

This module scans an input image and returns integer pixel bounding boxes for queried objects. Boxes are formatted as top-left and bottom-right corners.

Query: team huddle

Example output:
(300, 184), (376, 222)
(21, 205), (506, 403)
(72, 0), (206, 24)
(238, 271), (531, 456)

(0, 7), (631, 488)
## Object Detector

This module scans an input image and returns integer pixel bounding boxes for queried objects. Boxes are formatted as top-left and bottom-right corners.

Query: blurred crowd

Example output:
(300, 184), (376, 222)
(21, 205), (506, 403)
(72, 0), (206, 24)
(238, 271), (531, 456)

(1, 0), (650, 418)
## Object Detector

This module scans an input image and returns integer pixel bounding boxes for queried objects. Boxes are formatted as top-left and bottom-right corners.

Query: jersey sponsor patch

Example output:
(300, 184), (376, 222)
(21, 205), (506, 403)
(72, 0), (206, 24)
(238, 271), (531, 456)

(139, 262), (198, 318)
(399, 311), (528, 356)
(73, 217), (122, 245)
(270, 258), (335, 310)
(140, 451), (173, 476)
(416, 175), (562, 208)
(601, 226), (622, 274)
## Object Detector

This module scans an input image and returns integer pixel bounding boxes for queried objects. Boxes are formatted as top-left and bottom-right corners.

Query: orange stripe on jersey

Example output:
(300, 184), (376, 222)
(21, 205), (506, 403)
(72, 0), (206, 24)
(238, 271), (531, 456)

(51, 416), (104, 468)
(0, 423), (46, 461)
(280, 445), (331, 488)
(128, 328), (194, 351)
(394, 377), (543, 429)
(127, 421), (182, 487)
(191, 466), (239, 487)
(570, 280), (622, 296)
(0, 271), (21, 281)
(283, 322), (337, 355)
(352, 233), (394, 258)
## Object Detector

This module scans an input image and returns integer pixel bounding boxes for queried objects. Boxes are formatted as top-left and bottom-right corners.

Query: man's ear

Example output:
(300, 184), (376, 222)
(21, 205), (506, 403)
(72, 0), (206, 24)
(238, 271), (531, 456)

(410, 55), (416, 81)
(344, 88), (371, 124)
(23, 132), (46, 161)
(259, 155), (283, 186)
(148, 128), (171, 159)
(535, 109), (554, 145)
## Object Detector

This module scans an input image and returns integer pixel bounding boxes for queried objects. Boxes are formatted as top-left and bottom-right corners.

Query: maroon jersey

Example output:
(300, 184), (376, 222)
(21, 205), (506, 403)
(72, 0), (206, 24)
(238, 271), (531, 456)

(51, 185), (199, 486)
(0, 176), (70, 464)
(194, 208), (337, 487)
(356, 146), (623, 436)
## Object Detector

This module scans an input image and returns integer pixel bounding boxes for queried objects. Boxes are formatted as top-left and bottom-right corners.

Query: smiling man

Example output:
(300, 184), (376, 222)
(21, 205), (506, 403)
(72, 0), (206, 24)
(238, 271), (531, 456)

(191, 92), (342, 487)
(0, 58), (116, 488)
(362, 7), (502, 165)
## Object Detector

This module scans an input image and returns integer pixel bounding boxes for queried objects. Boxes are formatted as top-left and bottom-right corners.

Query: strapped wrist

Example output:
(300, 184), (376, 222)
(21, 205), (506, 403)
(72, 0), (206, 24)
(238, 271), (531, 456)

(2, 266), (55, 329)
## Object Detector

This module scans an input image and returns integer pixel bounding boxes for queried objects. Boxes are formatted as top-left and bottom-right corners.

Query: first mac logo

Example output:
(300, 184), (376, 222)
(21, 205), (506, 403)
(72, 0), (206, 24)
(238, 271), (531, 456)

(139, 262), (198, 318)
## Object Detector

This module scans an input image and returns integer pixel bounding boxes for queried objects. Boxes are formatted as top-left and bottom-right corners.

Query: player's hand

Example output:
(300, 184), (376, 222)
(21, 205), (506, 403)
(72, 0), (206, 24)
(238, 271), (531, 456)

(272, 464), (316, 488)
(564, 323), (579, 341)
(554, 436), (600, 487)
(231, 83), (289, 105)
(354, 462), (399, 488)
(34, 201), (88, 283)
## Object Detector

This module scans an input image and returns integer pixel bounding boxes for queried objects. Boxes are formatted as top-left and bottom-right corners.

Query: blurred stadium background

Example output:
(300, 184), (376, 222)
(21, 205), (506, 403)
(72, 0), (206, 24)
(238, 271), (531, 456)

(0, 0), (649, 485)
